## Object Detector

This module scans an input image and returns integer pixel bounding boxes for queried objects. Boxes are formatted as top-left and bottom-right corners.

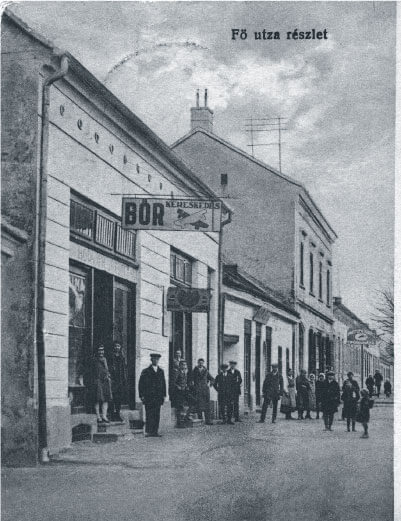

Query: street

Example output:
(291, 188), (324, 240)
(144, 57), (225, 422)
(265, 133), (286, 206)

(2, 404), (393, 521)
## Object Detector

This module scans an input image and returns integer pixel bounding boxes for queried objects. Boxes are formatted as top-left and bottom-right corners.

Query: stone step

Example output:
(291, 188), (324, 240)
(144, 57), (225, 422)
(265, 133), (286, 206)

(93, 432), (125, 443)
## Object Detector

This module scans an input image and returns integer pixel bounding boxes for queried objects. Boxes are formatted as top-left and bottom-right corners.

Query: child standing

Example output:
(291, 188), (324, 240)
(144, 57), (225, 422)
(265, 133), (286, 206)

(357, 389), (374, 438)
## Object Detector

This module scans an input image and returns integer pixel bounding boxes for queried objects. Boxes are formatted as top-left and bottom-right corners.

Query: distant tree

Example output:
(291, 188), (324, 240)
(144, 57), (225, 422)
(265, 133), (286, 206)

(371, 288), (394, 361)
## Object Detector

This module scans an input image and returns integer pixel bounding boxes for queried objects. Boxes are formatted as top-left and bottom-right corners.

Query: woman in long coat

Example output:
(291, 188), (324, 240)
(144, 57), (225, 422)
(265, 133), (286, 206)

(308, 374), (317, 416)
(341, 371), (360, 432)
(191, 358), (214, 425)
(281, 369), (297, 419)
(321, 371), (341, 431)
(296, 370), (311, 420)
(92, 344), (112, 423)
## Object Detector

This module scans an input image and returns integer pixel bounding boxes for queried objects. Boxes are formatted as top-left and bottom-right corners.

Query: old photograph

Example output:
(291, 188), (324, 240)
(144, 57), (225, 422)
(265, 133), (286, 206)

(1, 2), (396, 520)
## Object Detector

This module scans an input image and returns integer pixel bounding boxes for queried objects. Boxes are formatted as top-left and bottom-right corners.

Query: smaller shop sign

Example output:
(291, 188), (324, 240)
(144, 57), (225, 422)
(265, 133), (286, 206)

(253, 307), (270, 324)
(167, 287), (211, 313)
(347, 329), (375, 343)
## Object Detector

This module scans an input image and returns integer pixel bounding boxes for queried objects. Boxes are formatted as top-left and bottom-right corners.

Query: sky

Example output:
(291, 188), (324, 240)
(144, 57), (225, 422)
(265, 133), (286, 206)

(8, 1), (396, 323)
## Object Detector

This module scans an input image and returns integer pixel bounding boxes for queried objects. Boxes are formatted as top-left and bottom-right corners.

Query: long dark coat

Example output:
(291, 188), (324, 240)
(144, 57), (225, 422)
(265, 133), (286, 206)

(296, 375), (311, 409)
(228, 369), (242, 396)
(214, 372), (235, 403)
(92, 356), (112, 402)
(341, 379), (360, 417)
(321, 379), (341, 414)
(315, 379), (325, 404)
(191, 366), (214, 410)
(262, 372), (284, 400)
(356, 396), (374, 423)
(109, 354), (127, 396)
(138, 365), (166, 406)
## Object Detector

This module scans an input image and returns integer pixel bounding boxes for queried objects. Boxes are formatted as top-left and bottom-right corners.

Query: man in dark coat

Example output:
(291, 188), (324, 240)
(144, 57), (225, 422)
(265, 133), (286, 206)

(341, 371), (360, 432)
(214, 363), (235, 424)
(109, 342), (127, 422)
(191, 358), (214, 425)
(374, 369), (383, 397)
(138, 353), (166, 437)
(258, 363), (284, 424)
(228, 360), (242, 422)
(321, 371), (341, 431)
(296, 369), (311, 420)
(365, 374), (375, 397)
(315, 373), (325, 420)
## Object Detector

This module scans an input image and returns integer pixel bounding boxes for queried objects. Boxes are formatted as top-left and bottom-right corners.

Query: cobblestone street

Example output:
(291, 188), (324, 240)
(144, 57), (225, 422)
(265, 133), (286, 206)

(2, 405), (393, 521)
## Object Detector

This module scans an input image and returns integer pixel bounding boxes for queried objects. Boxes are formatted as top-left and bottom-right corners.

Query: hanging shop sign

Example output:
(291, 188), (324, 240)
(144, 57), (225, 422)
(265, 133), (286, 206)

(167, 287), (211, 313)
(347, 329), (375, 344)
(122, 197), (222, 232)
(253, 307), (271, 324)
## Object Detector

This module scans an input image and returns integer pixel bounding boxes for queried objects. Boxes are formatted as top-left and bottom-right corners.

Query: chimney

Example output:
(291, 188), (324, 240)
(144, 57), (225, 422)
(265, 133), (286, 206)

(190, 89), (214, 132)
(333, 296), (342, 306)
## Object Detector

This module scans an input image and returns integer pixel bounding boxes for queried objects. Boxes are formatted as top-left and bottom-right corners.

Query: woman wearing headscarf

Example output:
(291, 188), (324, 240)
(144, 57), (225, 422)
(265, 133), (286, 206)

(341, 371), (360, 432)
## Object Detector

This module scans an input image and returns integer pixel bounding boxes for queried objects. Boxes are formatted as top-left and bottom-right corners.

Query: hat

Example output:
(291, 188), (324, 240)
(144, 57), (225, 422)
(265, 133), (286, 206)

(361, 389), (369, 396)
(179, 359), (187, 365)
(271, 363), (278, 368)
(347, 371), (354, 377)
(150, 353), (161, 359)
(229, 360), (237, 365)
(220, 363), (228, 369)
(319, 373), (325, 378)
(327, 371), (335, 377)
(198, 358), (205, 363)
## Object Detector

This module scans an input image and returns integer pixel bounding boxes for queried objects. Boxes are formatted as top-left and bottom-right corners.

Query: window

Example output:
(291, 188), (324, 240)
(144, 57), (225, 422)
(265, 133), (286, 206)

(170, 251), (192, 286)
(309, 252), (314, 294)
(319, 261), (323, 300)
(300, 242), (304, 286)
(278, 346), (283, 376)
(70, 196), (136, 261)
(264, 326), (272, 375)
(299, 325), (304, 373)
(326, 270), (331, 306)
(286, 347), (290, 375)
(221, 173), (228, 186)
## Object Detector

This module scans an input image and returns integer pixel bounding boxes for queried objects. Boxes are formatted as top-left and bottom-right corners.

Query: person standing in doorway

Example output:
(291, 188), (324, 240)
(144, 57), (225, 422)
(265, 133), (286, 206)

(374, 369), (383, 397)
(258, 363), (284, 424)
(173, 360), (193, 427)
(341, 371), (360, 432)
(92, 344), (112, 424)
(296, 369), (311, 420)
(138, 353), (166, 437)
(228, 360), (242, 422)
(214, 363), (235, 424)
(321, 371), (341, 431)
(365, 374), (375, 397)
(109, 342), (127, 422)
(191, 358), (214, 425)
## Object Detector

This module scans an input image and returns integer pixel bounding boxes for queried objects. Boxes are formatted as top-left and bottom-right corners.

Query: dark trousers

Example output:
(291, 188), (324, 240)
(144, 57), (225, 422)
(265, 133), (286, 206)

(145, 404), (161, 434)
(376, 383), (381, 396)
(111, 388), (123, 418)
(367, 386), (374, 397)
(316, 402), (322, 419)
(261, 397), (278, 421)
(233, 396), (240, 420)
(197, 404), (211, 423)
(219, 399), (233, 422)
(323, 412), (334, 429)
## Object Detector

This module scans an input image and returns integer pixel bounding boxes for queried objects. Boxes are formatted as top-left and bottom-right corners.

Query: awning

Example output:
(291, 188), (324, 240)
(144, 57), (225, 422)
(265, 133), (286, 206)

(224, 334), (240, 345)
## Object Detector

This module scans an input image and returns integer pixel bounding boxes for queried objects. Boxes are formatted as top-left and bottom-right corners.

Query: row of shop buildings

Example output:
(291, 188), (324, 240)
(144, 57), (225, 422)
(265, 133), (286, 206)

(1, 9), (393, 466)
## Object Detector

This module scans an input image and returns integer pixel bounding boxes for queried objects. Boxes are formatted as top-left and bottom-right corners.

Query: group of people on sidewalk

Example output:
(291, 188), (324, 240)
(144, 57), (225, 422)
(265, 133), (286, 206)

(365, 369), (391, 398)
(258, 365), (375, 438)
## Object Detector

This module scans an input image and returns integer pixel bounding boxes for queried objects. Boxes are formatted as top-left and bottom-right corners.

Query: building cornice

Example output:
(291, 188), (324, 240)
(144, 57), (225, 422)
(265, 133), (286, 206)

(297, 299), (334, 325)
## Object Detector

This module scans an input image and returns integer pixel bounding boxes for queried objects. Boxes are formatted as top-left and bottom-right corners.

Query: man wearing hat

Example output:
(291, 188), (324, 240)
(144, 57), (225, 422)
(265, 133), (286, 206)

(214, 363), (235, 424)
(258, 363), (284, 423)
(228, 361), (243, 422)
(321, 370), (341, 431)
(341, 371), (360, 432)
(138, 353), (166, 437)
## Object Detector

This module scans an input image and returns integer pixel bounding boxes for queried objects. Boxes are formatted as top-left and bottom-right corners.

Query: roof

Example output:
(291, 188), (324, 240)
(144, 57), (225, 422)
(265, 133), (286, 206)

(333, 301), (371, 330)
(172, 127), (337, 240)
(3, 8), (233, 216)
(223, 264), (299, 318)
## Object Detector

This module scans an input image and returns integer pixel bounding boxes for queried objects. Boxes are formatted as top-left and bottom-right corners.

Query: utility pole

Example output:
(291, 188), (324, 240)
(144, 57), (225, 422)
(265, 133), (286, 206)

(245, 117), (288, 173)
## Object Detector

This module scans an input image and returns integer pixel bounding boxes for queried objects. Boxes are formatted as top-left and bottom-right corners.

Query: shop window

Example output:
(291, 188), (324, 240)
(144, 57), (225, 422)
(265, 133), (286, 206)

(264, 326), (272, 375)
(278, 346), (283, 376)
(299, 325), (304, 373)
(70, 199), (94, 239)
(286, 347), (290, 375)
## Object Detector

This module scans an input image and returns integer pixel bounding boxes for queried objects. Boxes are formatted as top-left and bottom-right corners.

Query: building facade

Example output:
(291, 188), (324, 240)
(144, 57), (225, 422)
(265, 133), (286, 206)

(172, 94), (337, 378)
(1, 12), (228, 464)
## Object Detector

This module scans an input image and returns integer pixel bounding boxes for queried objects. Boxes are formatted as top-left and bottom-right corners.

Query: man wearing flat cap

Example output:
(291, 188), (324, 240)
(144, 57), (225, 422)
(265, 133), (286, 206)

(228, 361), (243, 422)
(138, 353), (166, 437)
(259, 363), (284, 423)
(214, 363), (235, 424)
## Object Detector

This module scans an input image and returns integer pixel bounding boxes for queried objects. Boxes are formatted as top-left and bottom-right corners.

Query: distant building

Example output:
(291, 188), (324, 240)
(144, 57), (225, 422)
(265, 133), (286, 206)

(173, 92), (338, 377)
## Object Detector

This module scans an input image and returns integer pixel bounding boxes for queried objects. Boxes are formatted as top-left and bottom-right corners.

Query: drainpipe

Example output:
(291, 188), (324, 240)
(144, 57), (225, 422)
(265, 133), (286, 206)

(217, 209), (232, 366)
(36, 54), (69, 463)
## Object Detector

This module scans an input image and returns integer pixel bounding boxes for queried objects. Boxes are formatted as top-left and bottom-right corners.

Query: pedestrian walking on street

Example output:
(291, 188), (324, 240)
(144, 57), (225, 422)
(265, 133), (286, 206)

(356, 389), (374, 438)
(374, 369), (383, 397)
(109, 342), (127, 422)
(191, 358), (214, 425)
(296, 369), (311, 420)
(228, 360), (242, 422)
(214, 363), (235, 424)
(281, 369), (297, 419)
(259, 363), (284, 424)
(308, 373), (317, 417)
(384, 380), (392, 398)
(341, 371), (360, 432)
(321, 371), (341, 431)
(315, 373), (325, 420)
(138, 353), (166, 437)
(92, 344), (112, 424)
(365, 374), (375, 397)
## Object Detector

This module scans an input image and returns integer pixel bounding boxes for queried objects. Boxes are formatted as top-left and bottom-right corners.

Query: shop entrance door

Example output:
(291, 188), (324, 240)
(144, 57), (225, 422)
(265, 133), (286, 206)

(255, 323), (262, 406)
(169, 311), (192, 379)
(244, 319), (252, 408)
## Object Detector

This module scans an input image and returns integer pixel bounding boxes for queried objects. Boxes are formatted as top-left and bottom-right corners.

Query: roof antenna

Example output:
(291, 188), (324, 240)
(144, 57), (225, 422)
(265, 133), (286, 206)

(204, 89), (208, 108)
(196, 89), (200, 108)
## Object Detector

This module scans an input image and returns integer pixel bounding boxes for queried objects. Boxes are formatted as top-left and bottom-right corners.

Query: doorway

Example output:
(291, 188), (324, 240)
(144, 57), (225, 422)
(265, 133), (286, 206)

(255, 323), (261, 406)
(244, 319), (252, 408)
